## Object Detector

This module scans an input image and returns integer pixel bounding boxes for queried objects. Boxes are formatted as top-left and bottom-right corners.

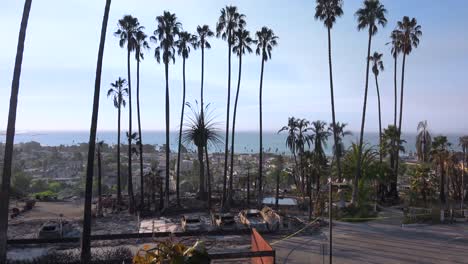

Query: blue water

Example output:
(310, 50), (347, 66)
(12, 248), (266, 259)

(0, 130), (464, 154)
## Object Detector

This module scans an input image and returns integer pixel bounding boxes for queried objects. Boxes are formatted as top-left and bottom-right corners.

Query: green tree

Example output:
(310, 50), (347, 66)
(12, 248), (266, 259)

(135, 29), (150, 210)
(216, 6), (246, 209)
(416, 120), (431, 163)
(151, 11), (182, 209)
(107, 77), (128, 205)
(381, 125), (405, 199)
(430, 136), (451, 206)
(369, 52), (384, 164)
(175, 31), (197, 206)
(229, 28), (253, 205)
(410, 164), (435, 207)
(0, 0), (32, 261)
(81, 0), (111, 262)
(254, 26), (278, 207)
(352, 0), (387, 205)
(395, 17), (422, 195)
(315, 0), (344, 188)
(278, 117), (301, 193)
(183, 103), (222, 206)
(328, 122), (352, 181)
(115, 15), (142, 214)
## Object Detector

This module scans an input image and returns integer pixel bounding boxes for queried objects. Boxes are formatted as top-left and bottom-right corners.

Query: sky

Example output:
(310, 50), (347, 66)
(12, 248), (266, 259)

(1, 0), (467, 134)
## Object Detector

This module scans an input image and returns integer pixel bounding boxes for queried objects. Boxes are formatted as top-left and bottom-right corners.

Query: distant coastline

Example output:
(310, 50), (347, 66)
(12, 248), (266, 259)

(0, 130), (465, 154)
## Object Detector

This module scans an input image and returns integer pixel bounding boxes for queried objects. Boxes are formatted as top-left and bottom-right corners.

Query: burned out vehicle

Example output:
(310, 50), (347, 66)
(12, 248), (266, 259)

(211, 212), (236, 231)
(181, 215), (203, 232)
(239, 209), (268, 231)
(261, 207), (282, 231)
(38, 221), (63, 239)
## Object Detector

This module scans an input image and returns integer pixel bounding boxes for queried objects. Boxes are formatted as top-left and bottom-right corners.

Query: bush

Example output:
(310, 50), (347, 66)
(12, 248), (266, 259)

(7, 247), (133, 264)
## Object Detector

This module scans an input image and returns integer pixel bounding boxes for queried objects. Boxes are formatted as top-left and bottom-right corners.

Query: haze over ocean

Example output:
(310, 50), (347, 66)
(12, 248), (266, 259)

(0, 130), (463, 154)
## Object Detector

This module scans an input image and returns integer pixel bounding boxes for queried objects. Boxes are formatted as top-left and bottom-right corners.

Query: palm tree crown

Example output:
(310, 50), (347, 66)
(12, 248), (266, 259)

(176, 31), (198, 59)
(114, 15), (142, 52)
(314, 0), (343, 29)
(328, 122), (351, 158)
(183, 103), (222, 151)
(388, 29), (403, 58)
(278, 117), (299, 155)
(355, 0), (387, 36)
(151, 11), (182, 64)
(416, 120), (432, 162)
(233, 28), (253, 56)
(135, 30), (150, 62)
(369, 52), (384, 76)
(107, 78), (128, 108)
(397, 16), (422, 55)
(216, 6), (246, 44)
(196, 25), (214, 49)
(255, 27), (278, 62)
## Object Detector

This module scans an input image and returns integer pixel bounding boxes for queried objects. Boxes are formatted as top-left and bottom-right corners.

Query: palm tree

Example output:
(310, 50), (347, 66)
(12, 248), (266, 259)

(394, 16), (422, 197)
(80, 1), (111, 262)
(381, 124), (405, 199)
(135, 29), (149, 210)
(216, 6), (246, 209)
(0, 0), (32, 261)
(254, 26), (278, 207)
(195, 25), (214, 122)
(387, 29), (403, 128)
(328, 122), (352, 181)
(431, 136), (451, 206)
(115, 15), (141, 213)
(175, 31), (197, 205)
(278, 117), (301, 192)
(416, 120), (431, 163)
(369, 52), (384, 164)
(459, 136), (468, 213)
(183, 103), (222, 205)
(228, 28), (253, 205)
(96, 140), (104, 217)
(296, 119), (312, 195)
(311, 120), (331, 194)
(151, 11), (182, 209)
(107, 77), (128, 206)
(352, 0), (387, 205)
(315, 0), (343, 194)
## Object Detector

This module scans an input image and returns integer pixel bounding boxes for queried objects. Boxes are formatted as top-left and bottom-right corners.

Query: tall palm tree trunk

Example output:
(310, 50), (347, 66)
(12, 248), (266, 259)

(375, 74), (383, 164)
(222, 32), (232, 209)
(258, 53), (265, 207)
(164, 61), (170, 209)
(80, 1), (111, 262)
(198, 146), (206, 198)
(327, 28), (341, 182)
(136, 57), (144, 210)
(127, 49), (135, 214)
(393, 55), (398, 128)
(98, 146), (103, 216)
(200, 45), (205, 126)
(275, 166), (280, 210)
(176, 58), (186, 207)
(0, 0), (32, 261)
(205, 147), (212, 209)
(117, 105), (122, 205)
(352, 29), (372, 205)
(393, 53), (407, 199)
(229, 50), (243, 205)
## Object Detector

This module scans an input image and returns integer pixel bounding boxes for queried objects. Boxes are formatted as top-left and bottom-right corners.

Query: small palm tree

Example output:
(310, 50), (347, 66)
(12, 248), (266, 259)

(107, 77), (128, 206)
(0, 0), (33, 261)
(135, 29), (150, 210)
(295, 119), (312, 194)
(278, 117), (301, 192)
(416, 120), (431, 163)
(254, 26), (278, 206)
(151, 11), (182, 209)
(328, 122), (352, 180)
(80, 1), (111, 262)
(430, 136), (451, 205)
(183, 102), (222, 206)
(175, 31), (197, 205)
(352, 0), (387, 205)
(459, 136), (468, 212)
(228, 28), (253, 205)
(115, 14), (142, 213)
(394, 16), (422, 196)
(315, 0), (344, 185)
(369, 52), (384, 164)
(310, 120), (331, 199)
(216, 6), (246, 209)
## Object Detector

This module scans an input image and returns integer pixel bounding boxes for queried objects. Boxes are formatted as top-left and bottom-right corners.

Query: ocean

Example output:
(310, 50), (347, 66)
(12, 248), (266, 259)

(1, 130), (464, 155)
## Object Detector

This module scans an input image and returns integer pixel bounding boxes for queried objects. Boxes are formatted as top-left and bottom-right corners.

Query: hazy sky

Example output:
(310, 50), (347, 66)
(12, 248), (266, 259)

(1, 0), (467, 134)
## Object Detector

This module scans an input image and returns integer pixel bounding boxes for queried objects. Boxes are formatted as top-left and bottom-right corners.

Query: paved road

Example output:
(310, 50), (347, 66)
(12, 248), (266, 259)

(272, 220), (468, 264)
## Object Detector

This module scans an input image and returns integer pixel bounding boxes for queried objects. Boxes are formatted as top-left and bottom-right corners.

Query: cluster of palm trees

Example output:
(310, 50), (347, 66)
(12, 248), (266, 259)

(104, 7), (278, 213)
(413, 121), (468, 210)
